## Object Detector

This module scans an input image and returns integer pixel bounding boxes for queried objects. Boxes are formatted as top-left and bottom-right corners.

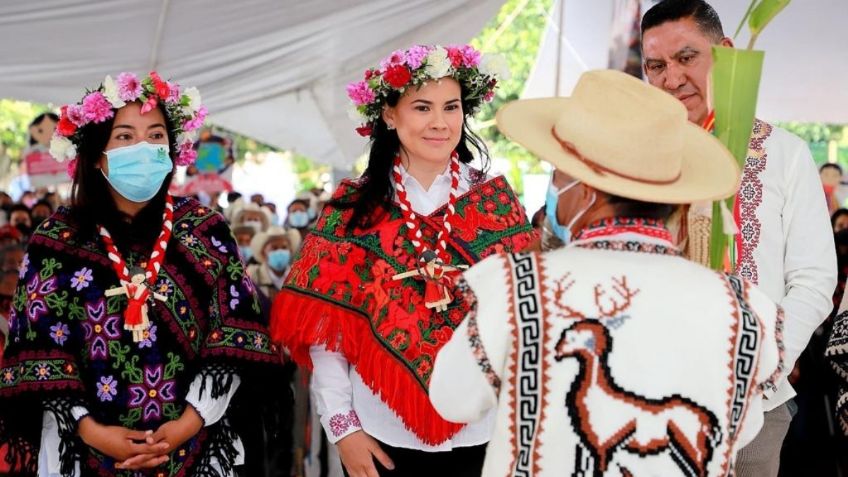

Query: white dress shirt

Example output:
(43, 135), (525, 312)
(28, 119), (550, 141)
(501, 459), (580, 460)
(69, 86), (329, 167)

(736, 122), (837, 410)
(310, 162), (496, 449)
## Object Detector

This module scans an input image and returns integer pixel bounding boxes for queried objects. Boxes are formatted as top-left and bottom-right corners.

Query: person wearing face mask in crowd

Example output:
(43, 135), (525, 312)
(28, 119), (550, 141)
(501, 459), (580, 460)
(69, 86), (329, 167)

(284, 199), (312, 241)
(7, 204), (33, 240)
(247, 227), (300, 310)
(233, 202), (272, 235)
(233, 224), (258, 265)
(30, 200), (54, 230)
(0, 72), (279, 477)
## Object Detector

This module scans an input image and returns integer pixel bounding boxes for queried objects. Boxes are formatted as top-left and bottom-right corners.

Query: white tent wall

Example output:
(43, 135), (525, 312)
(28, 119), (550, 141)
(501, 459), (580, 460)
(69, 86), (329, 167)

(524, 0), (848, 124)
(0, 0), (505, 169)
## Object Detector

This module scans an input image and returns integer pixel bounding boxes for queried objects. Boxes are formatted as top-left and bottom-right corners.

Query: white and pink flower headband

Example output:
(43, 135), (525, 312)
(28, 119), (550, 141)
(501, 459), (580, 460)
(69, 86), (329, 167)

(346, 44), (509, 137)
(49, 71), (207, 177)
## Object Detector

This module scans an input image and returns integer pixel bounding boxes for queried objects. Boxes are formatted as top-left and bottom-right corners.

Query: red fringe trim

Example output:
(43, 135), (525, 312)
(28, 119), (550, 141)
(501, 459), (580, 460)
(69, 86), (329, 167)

(271, 288), (465, 445)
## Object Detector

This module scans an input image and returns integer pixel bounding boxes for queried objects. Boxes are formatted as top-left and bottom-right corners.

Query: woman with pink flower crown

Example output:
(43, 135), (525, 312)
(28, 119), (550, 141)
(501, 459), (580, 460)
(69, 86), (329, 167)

(0, 72), (279, 477)
(270, 45), (536, 476)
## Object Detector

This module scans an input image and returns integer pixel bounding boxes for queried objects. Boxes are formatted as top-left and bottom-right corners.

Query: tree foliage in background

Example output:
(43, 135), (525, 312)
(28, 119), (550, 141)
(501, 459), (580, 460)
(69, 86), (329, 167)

(0, 99), (50, 163)
(470, 0), (555, 194)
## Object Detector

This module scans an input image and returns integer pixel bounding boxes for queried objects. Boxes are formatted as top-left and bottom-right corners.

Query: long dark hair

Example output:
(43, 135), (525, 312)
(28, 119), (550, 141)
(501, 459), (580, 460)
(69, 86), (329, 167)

(334, 84), (490, 230)
(69, 102), (178, 248)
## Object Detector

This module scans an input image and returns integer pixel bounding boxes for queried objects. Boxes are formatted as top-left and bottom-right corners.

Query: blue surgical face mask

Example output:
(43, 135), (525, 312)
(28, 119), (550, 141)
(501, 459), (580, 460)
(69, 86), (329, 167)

(103, 142), (172, 203)
(267, 249), (291, 272)
(307, 208), (317, 220)
(239, 245), (253, 262)
(288, 211), (310, 228)
(544, 177), (595, 245)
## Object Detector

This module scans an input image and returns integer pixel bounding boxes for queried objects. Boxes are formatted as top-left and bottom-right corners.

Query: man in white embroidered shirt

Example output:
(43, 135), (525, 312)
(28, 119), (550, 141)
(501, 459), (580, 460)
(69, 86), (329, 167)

(430, 69), (788, 477)
(640, 1), (837, 475)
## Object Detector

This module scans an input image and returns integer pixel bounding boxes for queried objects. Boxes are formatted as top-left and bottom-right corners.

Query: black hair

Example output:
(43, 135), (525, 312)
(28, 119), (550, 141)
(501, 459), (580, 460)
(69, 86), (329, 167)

(606, 193), (676, 221)
(69, 101), (177, 248)
(332, 83), (490, 230)
(28, 112), (60, 146)
(31, 200), (53, 214)
(832, 208), (848, 228)
(287, 199), (310, 211)
(821, 163), (844, 175)
(227, 192), (243, 203)
(642, 0), (725, 42)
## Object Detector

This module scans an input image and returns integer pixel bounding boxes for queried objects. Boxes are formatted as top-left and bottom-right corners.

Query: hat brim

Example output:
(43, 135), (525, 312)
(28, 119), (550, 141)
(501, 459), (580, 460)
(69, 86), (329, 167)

(496, 97), (740, 204)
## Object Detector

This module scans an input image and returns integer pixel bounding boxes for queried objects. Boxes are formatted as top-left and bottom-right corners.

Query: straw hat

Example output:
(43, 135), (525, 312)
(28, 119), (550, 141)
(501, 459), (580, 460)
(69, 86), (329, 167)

(250, 226), (302, 264)
(496, 70), (739, 204)
(233, 202), (273, 232)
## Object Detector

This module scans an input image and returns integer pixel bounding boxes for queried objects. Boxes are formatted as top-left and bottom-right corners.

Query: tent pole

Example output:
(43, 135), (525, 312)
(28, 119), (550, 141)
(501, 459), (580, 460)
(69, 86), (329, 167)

(554, 0), (565, 97)
(148, 0), (171, 71)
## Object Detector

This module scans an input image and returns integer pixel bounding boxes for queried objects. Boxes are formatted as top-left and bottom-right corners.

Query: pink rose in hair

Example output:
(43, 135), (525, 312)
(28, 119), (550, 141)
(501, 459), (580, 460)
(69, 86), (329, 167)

(459, 45), (481, 68)
(176, 141), (197, 166)
(116, 73), (142, 101)
(380, 50), (406, 71)
(66, 157), (78, 179)
(82, 92), (114, 123)
(140, 95), (158, 114)
(183, 106), (207, 132)
(167, 82), (181, 104)
(446, 47), (463, 68)
(404, 45), (431, 69)
(65, 104), (86, 127)
(346, 81), (376, 106)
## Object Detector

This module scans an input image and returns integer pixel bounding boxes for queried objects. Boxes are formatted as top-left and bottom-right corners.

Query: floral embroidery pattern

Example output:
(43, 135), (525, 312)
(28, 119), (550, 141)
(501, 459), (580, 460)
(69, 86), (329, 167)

(82, 298), (122, 360)
(25, 273), (58, 323)
(49, 322), (70, 346)
(128, 365), (176, 422)
(71, 267), (94, 291)
(735, 120), (772, 284)
(138, 324), (158, 349)
(97, 375), (118, 402)
(328, 410), (362, 438)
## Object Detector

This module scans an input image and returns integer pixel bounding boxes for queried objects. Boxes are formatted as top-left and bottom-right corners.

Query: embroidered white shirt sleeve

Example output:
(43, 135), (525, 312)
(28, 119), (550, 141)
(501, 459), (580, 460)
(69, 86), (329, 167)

(310, 346), (361, 443)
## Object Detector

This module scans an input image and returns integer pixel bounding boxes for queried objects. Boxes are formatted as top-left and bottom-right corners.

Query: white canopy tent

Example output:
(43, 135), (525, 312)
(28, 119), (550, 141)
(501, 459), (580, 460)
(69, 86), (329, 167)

(0, 0), (504, 169)
(524, 0), (848, 124)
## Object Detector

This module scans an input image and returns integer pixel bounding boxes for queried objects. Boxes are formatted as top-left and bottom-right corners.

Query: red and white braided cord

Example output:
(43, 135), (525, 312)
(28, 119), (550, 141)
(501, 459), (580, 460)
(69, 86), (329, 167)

(392, 152), (460, 264)
(98, 194), (174, 287)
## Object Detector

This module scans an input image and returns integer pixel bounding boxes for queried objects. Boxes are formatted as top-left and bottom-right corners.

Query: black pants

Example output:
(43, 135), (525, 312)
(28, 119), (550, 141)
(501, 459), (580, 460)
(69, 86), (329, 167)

(342, 442), (486, 477)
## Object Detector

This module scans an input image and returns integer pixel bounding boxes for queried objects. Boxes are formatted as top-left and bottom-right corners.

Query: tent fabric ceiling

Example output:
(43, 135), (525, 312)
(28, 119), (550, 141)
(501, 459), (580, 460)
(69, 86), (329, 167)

(0, 0), (504, 168)
(524, 0), (848, 124)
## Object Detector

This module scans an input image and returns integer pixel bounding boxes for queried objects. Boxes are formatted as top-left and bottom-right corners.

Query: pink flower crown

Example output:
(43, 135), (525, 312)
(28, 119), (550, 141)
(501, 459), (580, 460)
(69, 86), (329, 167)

(49, 71), (207, 177)
(346, 44), (509, 137)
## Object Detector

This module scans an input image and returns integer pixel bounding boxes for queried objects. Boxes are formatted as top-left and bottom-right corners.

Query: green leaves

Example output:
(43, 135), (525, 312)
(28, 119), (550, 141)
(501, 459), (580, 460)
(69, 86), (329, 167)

(734, 0), (792, 49)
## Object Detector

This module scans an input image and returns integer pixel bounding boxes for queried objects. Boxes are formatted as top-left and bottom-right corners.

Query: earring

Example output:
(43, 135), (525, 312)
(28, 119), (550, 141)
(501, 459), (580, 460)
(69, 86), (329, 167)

(387, 123), (395, 130)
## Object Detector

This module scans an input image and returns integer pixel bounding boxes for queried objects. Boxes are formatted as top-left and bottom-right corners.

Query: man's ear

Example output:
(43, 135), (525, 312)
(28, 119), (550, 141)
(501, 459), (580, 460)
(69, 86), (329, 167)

(719, 36), (734, 48)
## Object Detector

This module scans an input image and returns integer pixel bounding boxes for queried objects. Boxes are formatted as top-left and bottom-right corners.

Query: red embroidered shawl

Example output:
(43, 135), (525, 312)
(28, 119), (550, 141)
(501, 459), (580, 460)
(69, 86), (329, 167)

(271, 175), (535, 444)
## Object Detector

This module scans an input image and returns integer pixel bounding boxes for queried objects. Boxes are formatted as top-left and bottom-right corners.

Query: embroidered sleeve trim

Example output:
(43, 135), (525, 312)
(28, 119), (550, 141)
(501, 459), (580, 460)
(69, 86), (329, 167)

(457, 279), (501, 392)
(759, 305), (787, 393)
(327, 409), (361, 440)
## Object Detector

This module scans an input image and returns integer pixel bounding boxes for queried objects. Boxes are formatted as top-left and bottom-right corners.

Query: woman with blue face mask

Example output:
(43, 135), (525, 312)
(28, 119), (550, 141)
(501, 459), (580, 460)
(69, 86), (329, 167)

(0, 72), (279, 477)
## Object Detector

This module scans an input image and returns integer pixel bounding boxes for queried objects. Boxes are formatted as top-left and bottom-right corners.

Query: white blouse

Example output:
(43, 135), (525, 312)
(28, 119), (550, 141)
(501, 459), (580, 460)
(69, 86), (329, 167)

(310, 162), (496, 449)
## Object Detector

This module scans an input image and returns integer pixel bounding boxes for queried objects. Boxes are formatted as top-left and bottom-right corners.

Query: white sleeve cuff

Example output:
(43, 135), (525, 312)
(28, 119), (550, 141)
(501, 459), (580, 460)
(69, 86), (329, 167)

(320, 408), (362, 444)
(185, 372), (241, 427)
(70, 405), (89, 422)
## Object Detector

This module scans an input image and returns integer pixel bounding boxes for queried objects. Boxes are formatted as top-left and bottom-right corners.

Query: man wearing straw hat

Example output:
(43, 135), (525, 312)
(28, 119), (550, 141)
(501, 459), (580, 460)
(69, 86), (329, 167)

(641, 2), (836, 474)
(429, 69), (786, 476)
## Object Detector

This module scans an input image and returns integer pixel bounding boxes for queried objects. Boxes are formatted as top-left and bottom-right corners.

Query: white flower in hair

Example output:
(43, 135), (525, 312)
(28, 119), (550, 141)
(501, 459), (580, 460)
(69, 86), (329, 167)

(102, 75), (127, 109)
(177, 131), (198, 145)
(49, 136), (76, 162)
(184, 87), (202, 113)
(479, 53), (510, 80)
(424, 47), (451, 79)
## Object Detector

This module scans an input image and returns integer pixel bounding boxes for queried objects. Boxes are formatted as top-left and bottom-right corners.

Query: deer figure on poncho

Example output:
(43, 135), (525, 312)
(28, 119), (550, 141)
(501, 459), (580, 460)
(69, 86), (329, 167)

(552, 275), (720, 477)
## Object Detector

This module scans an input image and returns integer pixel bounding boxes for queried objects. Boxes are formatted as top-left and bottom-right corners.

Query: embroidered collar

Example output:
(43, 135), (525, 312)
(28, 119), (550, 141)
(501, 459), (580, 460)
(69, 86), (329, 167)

(571, 217), (681, 257)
